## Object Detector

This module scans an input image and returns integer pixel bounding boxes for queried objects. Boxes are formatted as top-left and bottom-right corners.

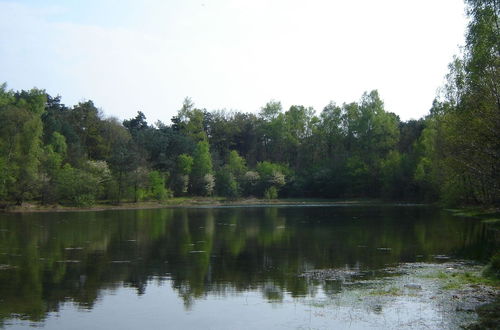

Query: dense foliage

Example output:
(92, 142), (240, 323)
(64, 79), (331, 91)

(0, 0), (497, 207)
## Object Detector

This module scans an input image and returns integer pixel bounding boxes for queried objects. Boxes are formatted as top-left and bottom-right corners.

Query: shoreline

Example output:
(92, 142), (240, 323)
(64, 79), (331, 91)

(0, 198), (418, 213)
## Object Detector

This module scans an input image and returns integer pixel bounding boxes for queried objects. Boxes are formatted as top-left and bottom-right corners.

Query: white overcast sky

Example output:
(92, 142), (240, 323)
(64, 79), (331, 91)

(0, 0), (467, 123)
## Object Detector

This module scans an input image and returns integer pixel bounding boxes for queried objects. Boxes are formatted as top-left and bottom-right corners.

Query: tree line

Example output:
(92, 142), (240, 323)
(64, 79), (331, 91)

(0, 0), (498, 207)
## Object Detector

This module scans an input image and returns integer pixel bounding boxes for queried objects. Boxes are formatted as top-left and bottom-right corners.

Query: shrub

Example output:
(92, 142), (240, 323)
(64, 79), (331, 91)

(203, 174), (215, 196)
(216, 170), (239, 198)
(73, 194), (96, 207)
(148, 171), (170, 201)
(56, 164), (100, 206)
(264, 186), (278, 199)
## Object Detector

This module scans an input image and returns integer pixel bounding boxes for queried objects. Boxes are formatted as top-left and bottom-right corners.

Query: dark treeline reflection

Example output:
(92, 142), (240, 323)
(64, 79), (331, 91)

(0, 206), (495, 323)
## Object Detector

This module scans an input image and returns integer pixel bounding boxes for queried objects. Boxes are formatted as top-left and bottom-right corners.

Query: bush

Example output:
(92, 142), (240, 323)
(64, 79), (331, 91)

(256, 162), (286, 198)
(136, 188), (147, 202)
(56, 164), (100, 206)
(242, 171), (260, 196)
(172, 174), (189, 196)
(264, 186), (278, 199)
(203, 174), (215, 196)
(483, 252), (500, 279)
(73, 194), (96, 207)
(148, 171), (170, 201)
(216, 170), (239, 198)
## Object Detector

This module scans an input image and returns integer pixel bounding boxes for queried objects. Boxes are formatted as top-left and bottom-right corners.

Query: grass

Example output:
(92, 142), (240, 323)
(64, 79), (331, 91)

(423, 270), (500, 290)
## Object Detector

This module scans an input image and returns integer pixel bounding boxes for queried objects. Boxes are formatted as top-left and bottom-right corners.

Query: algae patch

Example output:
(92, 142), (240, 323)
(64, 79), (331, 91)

(298, 262), (499, 329)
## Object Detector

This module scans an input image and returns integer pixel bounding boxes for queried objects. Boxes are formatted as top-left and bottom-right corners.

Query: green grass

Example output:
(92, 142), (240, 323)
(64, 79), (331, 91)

(423, 270), (500, 290)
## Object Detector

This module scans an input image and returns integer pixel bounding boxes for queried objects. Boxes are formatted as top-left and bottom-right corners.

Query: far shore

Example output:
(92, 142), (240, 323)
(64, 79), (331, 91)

(0, 198), (416, 213)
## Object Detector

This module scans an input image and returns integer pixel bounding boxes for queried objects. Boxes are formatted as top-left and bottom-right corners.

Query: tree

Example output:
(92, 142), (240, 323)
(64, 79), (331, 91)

(100, 117), (132, 160)
(215, 170), (239, 198)
(39, 132), (67, 204)
(227, 150), (247, 179)
(41, 95), (86, 166)
(56, 164), (100, 206)
(256, 161), (286, 198)
(241, 170), (260, 196)
(109, 140), (141, 203)
(148, 171), (170, 201)
(0, 87), (46, 204)
(259, 100), (282, 121)
(124, 114), (195, 172)
(318, 102), (344, 158)
(216, 150), (248, 198)
(68, 100), (106, 160)
(173, 97), (208, 142)
(172, 154), (193, 196)
(190, 141), (214, 196)
(283, 105), (317, 167)
(207, 111), (260, 167)
(340, 91), (400, 196)
(257, 101), (288, 163)
(123, 111), (148, 135)
(427, 0), (500, 205)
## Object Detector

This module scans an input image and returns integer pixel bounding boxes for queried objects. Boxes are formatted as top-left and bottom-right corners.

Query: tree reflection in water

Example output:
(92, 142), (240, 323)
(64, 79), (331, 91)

(0, 205), (494, 324)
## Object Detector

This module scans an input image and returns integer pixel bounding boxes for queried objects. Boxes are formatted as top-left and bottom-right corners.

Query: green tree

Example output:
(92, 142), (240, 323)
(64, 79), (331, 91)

(68, 100), (106, 160)
(413, 114), (443, 201)
(215, 170), (239, 198)
(256, 161), (286, 198)
(258, 100), (288, 162)
(109, 140), (141, 203)
(227, 150), (247, 179)
(190, 141), (214, 196)
(56, 164), (100, 206)
(283, 105), (317, 167)
(148, 170), (170, 201)
(39, 132), (67, 204)
(0, 87), (46, 204)
(425, 0), (500, 205)
(123, 111), (148, 135)
(41, 95), (85, 166)
(341, 91), (400, 196)
(173, 154), (194, 196)
(216, 150), (248, 198)
(318, 102), (344, 158)
(177, 154), (194, 175)
(259, 100), (282, 121)
(173, 97), (207, 142)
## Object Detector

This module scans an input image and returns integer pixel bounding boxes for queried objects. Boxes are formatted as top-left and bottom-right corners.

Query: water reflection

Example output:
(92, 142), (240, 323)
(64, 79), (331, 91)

(0, 205), (495, 326)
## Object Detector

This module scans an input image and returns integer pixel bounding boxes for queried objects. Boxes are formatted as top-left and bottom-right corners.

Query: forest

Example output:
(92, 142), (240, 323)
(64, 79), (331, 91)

(0, 0), (498, 208)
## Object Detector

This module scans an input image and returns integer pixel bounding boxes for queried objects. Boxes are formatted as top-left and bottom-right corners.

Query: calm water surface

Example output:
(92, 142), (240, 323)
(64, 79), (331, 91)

(0, 205), (496, 329)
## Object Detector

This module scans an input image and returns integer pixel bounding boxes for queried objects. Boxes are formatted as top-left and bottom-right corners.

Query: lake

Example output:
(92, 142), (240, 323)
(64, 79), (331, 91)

(0, 204), (497, 329)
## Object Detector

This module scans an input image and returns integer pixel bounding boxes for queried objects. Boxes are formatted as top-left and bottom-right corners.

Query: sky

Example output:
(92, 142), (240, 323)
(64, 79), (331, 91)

(0, 0), (467, 123)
